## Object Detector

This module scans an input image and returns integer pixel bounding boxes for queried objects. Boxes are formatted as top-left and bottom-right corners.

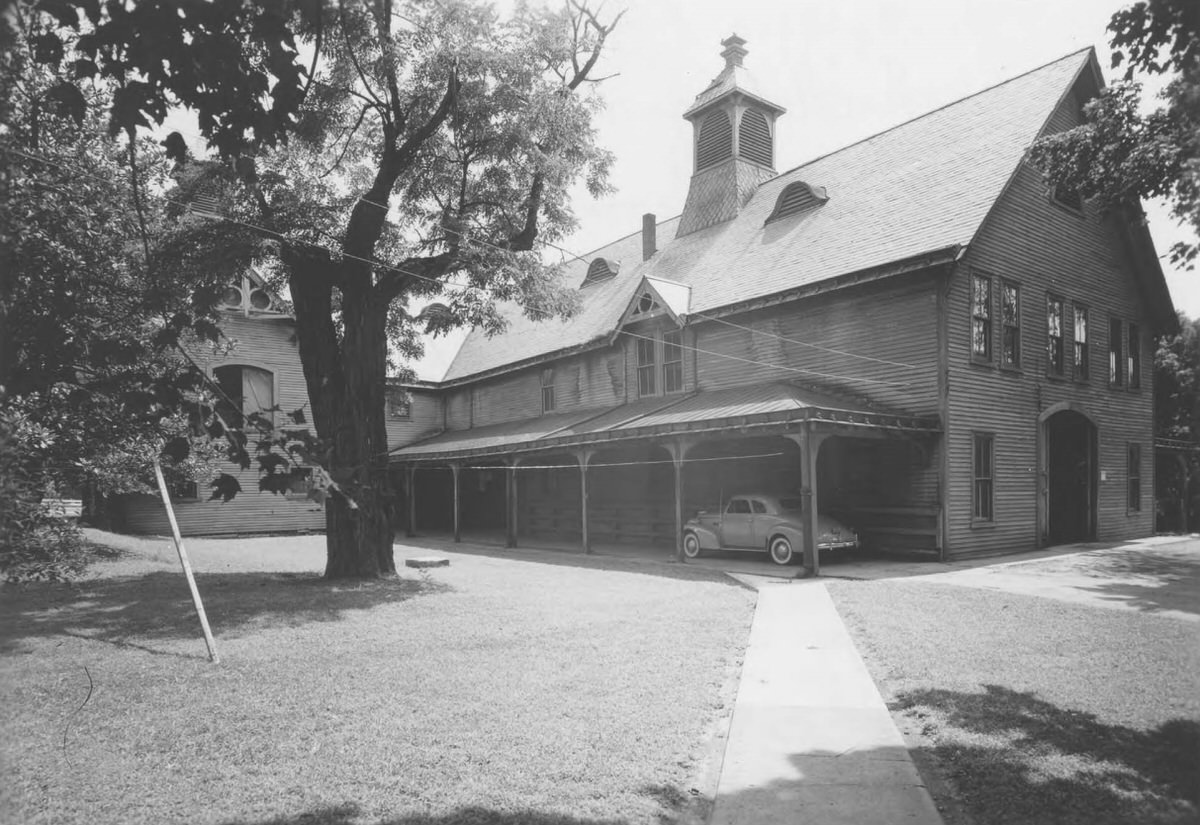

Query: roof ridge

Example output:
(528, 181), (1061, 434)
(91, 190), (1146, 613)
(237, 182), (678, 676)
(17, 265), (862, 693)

(571, 214), (683, 262)
(771, 46), (1095, 183)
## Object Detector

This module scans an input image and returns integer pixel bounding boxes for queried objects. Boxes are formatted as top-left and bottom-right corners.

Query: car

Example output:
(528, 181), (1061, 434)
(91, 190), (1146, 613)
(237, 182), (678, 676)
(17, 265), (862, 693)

(682, 492), (859, 565)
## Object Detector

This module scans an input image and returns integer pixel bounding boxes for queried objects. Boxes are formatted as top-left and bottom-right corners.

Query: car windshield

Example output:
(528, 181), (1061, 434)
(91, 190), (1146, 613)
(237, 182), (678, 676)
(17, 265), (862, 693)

(778, 497), (803, 512)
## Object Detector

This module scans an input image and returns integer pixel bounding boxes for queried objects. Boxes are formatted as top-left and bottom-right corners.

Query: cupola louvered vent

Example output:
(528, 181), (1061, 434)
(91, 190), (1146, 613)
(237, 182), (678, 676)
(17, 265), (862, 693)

(765, 182), (829, 224)
(696, 110), (733, 171)
(582, 257), (620, 287)
(738, 109), (772, 167)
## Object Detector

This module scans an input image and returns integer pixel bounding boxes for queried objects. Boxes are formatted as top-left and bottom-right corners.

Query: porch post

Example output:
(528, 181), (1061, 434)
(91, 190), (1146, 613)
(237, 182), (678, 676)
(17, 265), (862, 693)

(665, 438), (695, 562)
(451, 462), (461, 543)
(788, 423), (829, 577)
(505, 459), (520, 548)
(1178, 453), (1190, 533)
(577, 449), (595, 554)
(406, 465), (417, 538)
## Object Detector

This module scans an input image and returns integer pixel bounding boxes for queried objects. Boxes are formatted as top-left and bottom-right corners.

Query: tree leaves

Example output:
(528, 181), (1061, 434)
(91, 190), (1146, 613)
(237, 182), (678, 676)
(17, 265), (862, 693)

(208, 473), (242, 502)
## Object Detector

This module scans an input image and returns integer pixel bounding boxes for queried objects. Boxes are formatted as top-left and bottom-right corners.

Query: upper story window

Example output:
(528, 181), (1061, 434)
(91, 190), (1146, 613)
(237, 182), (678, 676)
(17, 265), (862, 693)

(386, 386), (411, 419)
(663, 330), (684, 394)
(1046, 295), (1065, 377)
(696, 110), (733, 171)
(1073, 305), (1089, 381)
(1000, 281), (1020, 369)
(636, 338), (657, 396)
(1109, 317), (1124, 386)
(971, 273), (992, 362)
(541, 367), (556, 414)
(738, 108), (772, 167)
(1051, 183), (1083, 213)
(213, 364), (274, 430)
(1128, 323), (1141, 389)
(765, 181), (829, 224)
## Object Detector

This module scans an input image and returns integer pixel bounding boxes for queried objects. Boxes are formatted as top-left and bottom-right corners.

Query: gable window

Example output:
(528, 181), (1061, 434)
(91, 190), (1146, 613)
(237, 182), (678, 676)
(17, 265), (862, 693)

(1128, 323), (1141, 389)
(1046, 295), (1064, 376)
(971, 273), (992, 362)
(663, 330), (684, 394)
(636, 338), (657, 397)
(1000, 281), (1020, 368)
(541, 368), (556, 413)
(1109, 317), (1124, 386)
(213, 364), (274, 430)
(1073, 305), (1089, 381)
(386, 386), (411, 419)
(1127, 443), (1142, 511)
(973, 432), (994, 522)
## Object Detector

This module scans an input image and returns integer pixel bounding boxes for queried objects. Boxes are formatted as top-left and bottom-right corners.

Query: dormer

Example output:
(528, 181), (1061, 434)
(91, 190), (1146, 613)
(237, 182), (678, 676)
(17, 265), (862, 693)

(677, 35), (787, 238)
(765, 181), (829, 224)
(582, 257), (620, 287)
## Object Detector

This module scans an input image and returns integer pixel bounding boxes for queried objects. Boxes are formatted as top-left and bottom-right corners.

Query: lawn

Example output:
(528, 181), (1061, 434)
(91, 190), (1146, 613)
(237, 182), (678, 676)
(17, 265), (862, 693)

(0, 531), (756, 825)
(828, 573), (1200, 825)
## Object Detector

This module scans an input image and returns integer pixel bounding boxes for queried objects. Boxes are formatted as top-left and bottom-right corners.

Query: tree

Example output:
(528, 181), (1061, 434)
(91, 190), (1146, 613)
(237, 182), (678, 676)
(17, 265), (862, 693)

(19, 0), (621, 578)
(1029, 0), (1199, 268)
(1154, 313), (1200, 529)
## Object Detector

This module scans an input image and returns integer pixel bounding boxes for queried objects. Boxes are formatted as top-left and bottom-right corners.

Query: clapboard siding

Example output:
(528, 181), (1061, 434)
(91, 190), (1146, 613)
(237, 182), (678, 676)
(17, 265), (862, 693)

(385, 391), (443, 449)
(691, 273), (941, 415)
(117, 311), (326, 536)
(945, 87), (1156, 558)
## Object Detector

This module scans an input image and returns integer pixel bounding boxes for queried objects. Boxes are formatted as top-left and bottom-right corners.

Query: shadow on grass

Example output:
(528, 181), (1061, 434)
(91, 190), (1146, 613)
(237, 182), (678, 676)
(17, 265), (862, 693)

(217, 804), (632, 825)
(895, 684), (1199, 824)
(0, 570), (451, 655)
(1080, 550), (1200, 618)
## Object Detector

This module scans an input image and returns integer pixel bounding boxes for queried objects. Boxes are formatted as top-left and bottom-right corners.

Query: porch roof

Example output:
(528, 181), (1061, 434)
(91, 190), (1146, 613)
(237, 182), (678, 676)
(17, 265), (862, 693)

(390, 382), (939, 463)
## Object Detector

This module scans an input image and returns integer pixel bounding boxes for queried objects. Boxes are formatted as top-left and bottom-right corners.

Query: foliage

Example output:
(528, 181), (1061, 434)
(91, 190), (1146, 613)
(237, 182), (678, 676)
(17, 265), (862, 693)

(1028, 0), (1199, 268)
(0, 406), (87, 582)
(1154, 314), (1200, 528)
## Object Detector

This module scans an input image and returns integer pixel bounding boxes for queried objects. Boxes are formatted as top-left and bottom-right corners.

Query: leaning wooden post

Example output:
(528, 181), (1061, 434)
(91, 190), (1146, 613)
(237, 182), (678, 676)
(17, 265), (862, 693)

(152, 457), (219, 664)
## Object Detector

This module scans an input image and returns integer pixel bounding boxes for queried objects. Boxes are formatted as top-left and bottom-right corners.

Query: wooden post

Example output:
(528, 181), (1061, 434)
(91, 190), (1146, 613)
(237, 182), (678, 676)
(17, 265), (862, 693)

(505, 461), (519, 548)
(578, 450), (593, 554)
(152, 457), (219, 664)
(789, 424), (826, 577)
(665, 438), (693, 562)
(451, 463), (461, 543)
(406, 465), (417, 538)
(1177, 453), (1190, 533)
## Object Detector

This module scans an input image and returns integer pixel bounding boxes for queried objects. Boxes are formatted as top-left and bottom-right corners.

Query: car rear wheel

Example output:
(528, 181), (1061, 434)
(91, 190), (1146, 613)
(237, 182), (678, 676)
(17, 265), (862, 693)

(768, 535), (794, 565)
(682, 531), (702, 559)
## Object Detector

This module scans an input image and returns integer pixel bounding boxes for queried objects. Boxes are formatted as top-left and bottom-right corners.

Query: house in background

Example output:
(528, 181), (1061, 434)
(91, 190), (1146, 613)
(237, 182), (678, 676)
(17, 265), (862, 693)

(387, 38), (1175, 564)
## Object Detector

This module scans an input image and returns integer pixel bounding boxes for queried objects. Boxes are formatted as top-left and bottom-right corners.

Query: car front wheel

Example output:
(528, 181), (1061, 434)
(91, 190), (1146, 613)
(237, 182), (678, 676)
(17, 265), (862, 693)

(768, 535), (794, 565)
(682, 531), (702, 559)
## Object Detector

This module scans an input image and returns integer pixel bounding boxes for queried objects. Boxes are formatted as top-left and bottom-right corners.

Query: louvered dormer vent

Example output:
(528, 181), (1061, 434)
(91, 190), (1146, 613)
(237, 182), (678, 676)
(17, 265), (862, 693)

(696, 111), (733, 171)
(765, 182), (829, 224)
(582, 257), (620, 287)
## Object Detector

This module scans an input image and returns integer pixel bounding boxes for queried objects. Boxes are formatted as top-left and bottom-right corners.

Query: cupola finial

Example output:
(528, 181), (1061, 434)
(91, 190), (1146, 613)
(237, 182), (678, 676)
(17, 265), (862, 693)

(720, 34), (747, 69)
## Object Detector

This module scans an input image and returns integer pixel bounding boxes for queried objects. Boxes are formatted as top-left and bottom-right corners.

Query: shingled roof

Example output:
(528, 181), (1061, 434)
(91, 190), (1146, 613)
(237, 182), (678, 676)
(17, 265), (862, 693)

(441, 48), (1096, 383)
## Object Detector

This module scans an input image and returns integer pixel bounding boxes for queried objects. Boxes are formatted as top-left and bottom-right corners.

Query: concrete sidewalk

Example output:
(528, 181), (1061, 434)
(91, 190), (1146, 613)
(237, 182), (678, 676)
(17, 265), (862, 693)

(709, 581), (943, 825)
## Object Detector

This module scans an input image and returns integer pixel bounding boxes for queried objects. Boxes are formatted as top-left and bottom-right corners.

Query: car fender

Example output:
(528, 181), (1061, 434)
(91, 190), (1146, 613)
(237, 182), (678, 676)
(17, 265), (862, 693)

(685, 524), (722, 550)
(765, 523), (806, 552)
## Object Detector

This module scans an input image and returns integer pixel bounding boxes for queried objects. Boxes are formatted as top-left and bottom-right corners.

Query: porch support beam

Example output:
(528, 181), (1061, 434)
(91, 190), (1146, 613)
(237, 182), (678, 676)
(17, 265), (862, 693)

(786, 424), (830, 577)
(576, 449), (596, 554)
(406, 465), (417, 538)
(451, 462), (462, 543)
(664, 438), (699, 562)
(505, 458), (521, 549)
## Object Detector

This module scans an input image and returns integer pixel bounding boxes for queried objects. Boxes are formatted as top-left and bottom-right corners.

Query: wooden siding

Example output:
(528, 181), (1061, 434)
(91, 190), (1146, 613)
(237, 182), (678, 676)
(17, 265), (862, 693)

(945, 87), (1157, 558)
(691, 273), (942, 416)
(385, 391), (443, 450)
(118, 312), (326, 536)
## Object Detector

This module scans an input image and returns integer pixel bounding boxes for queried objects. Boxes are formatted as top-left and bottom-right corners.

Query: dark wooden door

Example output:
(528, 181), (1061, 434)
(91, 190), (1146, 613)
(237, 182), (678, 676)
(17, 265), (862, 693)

(1047, 411), (1096, 544)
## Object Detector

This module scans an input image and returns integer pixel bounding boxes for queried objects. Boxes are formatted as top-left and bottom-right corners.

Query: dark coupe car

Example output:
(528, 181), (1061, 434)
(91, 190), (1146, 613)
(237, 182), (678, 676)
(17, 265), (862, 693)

(682, 493), (859, 565)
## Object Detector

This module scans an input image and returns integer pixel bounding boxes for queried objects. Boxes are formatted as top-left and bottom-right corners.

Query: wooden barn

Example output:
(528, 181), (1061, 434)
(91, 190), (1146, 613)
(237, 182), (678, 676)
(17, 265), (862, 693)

(389, 39), (1175, 565)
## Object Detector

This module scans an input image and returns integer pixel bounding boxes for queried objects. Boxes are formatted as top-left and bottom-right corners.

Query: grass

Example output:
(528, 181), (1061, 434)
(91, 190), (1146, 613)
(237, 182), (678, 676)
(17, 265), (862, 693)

(828, 576), (1200, 825)
(0, 531), (756, 825)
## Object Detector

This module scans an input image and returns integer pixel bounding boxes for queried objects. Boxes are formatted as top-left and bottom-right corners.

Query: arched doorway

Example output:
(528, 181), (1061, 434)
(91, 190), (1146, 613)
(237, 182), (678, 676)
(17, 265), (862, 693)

(1044, 409), (1097, 545)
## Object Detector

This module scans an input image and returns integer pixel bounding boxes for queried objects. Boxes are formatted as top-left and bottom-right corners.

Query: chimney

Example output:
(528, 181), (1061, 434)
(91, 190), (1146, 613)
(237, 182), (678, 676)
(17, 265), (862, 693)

(642, 213), (657, 261)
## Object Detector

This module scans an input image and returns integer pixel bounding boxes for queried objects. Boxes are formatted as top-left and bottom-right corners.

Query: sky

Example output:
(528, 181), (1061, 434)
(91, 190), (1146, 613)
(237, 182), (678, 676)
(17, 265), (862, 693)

(410, 0), (1196, 380)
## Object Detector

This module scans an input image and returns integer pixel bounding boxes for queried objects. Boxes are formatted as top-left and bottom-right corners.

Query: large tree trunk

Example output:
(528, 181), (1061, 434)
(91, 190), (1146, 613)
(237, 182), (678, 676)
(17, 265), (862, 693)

(287, 249), (397, 579)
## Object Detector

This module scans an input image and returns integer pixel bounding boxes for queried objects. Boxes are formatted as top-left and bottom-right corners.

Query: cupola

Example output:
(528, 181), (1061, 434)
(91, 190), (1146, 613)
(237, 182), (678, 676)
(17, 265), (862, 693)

(677, 35), (786, 238)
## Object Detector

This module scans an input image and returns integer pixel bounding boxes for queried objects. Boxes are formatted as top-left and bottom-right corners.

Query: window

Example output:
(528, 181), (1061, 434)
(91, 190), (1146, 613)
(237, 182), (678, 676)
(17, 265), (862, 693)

(1046, 296), (1064, 376)
(1109, 317), (1124, 386)
(663, 330), (684, 394)
(636, 337), (656, 396)
(765, 181), (829, 224)
(973, 433), (994, 522)
(1001, 281), (1020, 368)
(386, 386), (411, 419)
(213, 364), (274, 430)
(1073, 305), (1089, 380)
(1052, 184), (1083, 212)
(1127, 443), (1141, 511)
(169, 480), (199, 500)
(750, 499), (767, 514)
(1128, 323), (1141, 389)
(285, 467), (312, 500)
(726, 498), (751, 515)
(582, 257), (619, 287)
(541, 368), (556, 413)
(971, 273), (992, 361)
